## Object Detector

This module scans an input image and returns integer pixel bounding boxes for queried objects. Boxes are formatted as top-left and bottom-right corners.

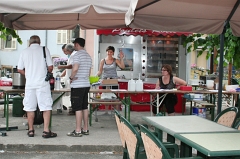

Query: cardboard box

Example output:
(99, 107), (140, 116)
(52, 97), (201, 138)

(179, 86), (192, 91)
(192, 107), (206, 118)
(101, 79), (118, 85)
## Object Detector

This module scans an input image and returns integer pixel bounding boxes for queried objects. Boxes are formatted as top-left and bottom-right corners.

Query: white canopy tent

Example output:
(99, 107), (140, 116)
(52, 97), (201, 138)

(126, 0), (240, 36)
(125, 0), (240, 113)
(0, 0), (131, 30)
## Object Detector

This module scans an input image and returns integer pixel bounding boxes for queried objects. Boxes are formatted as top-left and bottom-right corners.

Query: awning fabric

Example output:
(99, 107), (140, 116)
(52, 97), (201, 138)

(0, 0), (130, 30)
(97, 28), (191, 36)
(125, 0), (240, 36)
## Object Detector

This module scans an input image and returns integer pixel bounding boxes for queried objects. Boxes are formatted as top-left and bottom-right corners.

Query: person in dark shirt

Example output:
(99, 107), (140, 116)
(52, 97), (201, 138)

(153, 64), (187, 116)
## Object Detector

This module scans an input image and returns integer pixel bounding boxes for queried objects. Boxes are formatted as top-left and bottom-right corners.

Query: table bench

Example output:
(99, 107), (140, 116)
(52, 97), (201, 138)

(89, 100), (122, 126)
(88, 99), (150, 126)
(0, 98), (12, 104)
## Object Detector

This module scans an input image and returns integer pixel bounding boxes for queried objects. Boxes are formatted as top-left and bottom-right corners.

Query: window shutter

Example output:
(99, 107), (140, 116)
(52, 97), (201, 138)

(62, 31), (67, 44)
(57, 31), (62, 44)
(57, 30), (68, 44)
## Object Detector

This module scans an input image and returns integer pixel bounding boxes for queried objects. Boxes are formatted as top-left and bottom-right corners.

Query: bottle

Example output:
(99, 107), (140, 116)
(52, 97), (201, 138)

(49, 75), (55, 90)
(96, 93), (101, 99)
(128, 73), (135, 91)
(135, 73), (143, 91)
(55, 73), (61, 90)
(6, 71), (9, 78)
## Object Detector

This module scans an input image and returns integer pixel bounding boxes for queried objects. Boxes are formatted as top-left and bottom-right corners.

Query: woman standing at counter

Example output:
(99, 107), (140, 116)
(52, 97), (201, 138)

(96, 46), (125, 79)
(96, 46), (125, 113)
(154, 64), (187, 116)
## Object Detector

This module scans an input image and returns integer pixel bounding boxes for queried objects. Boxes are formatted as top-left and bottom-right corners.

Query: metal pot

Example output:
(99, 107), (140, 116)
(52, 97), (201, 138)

(12, 73), (25, 89)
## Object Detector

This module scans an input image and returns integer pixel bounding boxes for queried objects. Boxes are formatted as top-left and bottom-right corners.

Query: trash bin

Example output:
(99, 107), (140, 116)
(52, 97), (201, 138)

(12, 96), (25, 117)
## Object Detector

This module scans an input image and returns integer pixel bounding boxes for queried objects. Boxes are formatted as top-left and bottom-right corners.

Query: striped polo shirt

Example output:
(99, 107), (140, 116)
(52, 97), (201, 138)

(70, 49), (92, 88)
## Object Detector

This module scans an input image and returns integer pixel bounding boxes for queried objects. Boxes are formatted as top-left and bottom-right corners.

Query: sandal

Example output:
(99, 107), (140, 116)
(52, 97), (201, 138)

(27, 130), (35, 137)
(81, 128), (89, 135)
(42, 131), (57, 138)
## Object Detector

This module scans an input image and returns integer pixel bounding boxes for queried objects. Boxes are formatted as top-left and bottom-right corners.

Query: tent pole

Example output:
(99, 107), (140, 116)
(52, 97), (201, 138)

(217, 0), (240, 114)
(217, 33), (224, 114)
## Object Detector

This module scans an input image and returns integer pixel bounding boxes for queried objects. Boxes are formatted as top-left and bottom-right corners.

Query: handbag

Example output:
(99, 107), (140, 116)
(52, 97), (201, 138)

(33, 105), (44, 125)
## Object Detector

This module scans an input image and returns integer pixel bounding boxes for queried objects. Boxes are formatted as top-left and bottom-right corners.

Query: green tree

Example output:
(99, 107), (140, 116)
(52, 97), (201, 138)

(0, 22), (22, 44)
(183, 24), (240, 68)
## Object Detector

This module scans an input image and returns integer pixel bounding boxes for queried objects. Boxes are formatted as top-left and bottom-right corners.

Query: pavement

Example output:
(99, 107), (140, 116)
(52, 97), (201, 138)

(0, 96), (151, 154)
(0, 95), (223, 154)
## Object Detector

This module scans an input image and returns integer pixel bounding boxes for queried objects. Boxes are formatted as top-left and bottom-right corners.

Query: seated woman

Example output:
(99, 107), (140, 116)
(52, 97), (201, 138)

(153, 64), (187, 116)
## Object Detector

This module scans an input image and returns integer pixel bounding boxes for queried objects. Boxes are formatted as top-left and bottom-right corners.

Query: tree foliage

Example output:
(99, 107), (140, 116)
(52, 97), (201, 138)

(182, 24), (240, 69)
(0, 22), (22, 44)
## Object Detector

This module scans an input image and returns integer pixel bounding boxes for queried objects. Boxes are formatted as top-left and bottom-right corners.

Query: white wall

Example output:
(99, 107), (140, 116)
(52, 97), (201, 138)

(0, 30), (68, 67)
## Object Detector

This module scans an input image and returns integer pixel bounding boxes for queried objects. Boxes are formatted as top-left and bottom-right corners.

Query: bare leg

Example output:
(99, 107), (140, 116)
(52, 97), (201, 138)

(75, 110), (83, 132)
(43, 110), (51, 132)
(27, 111), (35, 131)
(82, 109), (88, 131)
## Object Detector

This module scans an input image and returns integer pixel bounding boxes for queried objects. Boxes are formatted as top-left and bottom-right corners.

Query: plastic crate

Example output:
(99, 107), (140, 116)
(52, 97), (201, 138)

(192, 107), (206, 118)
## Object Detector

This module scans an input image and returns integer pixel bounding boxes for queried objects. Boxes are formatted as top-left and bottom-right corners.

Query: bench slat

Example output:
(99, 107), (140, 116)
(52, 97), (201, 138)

(89, 102), (121, 105)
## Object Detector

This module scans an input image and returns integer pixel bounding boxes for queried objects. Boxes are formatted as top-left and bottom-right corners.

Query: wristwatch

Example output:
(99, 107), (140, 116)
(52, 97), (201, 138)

(69, 77), (73, 80)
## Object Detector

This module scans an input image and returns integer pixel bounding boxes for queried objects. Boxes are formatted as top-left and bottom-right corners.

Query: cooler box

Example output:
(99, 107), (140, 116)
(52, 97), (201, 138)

(12, 96), (25, 117)
(192, 107), (206, 118)
(175, 94), (185, 113)
(179, 86), (192, 91)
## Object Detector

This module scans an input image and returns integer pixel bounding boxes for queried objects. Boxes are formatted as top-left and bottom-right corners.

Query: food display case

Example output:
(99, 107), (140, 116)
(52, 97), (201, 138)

(145, 36), (179, 77)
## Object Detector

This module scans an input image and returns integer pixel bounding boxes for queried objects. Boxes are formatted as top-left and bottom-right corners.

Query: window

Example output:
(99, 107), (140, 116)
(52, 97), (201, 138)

(0, 33), (17, 50)
(70, 25), (80, 41)
(57, 25), (80, 44)
(57, 30), (68, 44)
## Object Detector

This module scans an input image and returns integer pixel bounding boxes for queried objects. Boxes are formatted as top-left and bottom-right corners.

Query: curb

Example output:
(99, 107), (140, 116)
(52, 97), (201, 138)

(1, 144), (122, 153)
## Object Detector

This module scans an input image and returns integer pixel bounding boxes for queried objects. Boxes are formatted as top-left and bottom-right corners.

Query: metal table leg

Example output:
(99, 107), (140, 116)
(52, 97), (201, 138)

(0, 92), (18, 131)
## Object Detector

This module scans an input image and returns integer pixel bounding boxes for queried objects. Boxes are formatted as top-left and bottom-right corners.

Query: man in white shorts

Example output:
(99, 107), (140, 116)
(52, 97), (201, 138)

(18, 35), (57, 138)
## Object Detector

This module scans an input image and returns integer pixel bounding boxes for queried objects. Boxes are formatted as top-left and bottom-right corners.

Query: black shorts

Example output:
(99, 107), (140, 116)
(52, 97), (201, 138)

(71, 87), (90, 111)
(152, 94), (178, 114)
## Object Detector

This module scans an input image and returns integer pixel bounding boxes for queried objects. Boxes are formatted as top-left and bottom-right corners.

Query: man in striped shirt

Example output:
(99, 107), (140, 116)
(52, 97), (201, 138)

(67, 38), (92, 137)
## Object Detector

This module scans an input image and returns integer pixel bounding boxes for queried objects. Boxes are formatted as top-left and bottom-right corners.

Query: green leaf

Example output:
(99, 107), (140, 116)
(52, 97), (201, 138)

(0, 22), (22, 45)
(182, 25), (240, 69)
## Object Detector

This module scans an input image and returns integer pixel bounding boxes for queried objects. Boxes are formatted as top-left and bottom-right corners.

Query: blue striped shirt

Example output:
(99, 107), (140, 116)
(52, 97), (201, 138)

(70, 49), (92, 88)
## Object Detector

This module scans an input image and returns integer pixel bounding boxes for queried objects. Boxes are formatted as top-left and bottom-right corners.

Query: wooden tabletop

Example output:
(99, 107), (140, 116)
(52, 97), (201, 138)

(1, 86), (239, 95)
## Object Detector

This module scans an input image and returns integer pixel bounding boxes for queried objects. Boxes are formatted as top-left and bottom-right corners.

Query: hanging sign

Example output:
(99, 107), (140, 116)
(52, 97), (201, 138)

(97, 28), (192, 36)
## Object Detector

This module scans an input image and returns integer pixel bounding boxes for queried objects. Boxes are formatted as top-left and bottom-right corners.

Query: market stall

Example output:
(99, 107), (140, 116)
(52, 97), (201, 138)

(97, 28), (191, 112)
